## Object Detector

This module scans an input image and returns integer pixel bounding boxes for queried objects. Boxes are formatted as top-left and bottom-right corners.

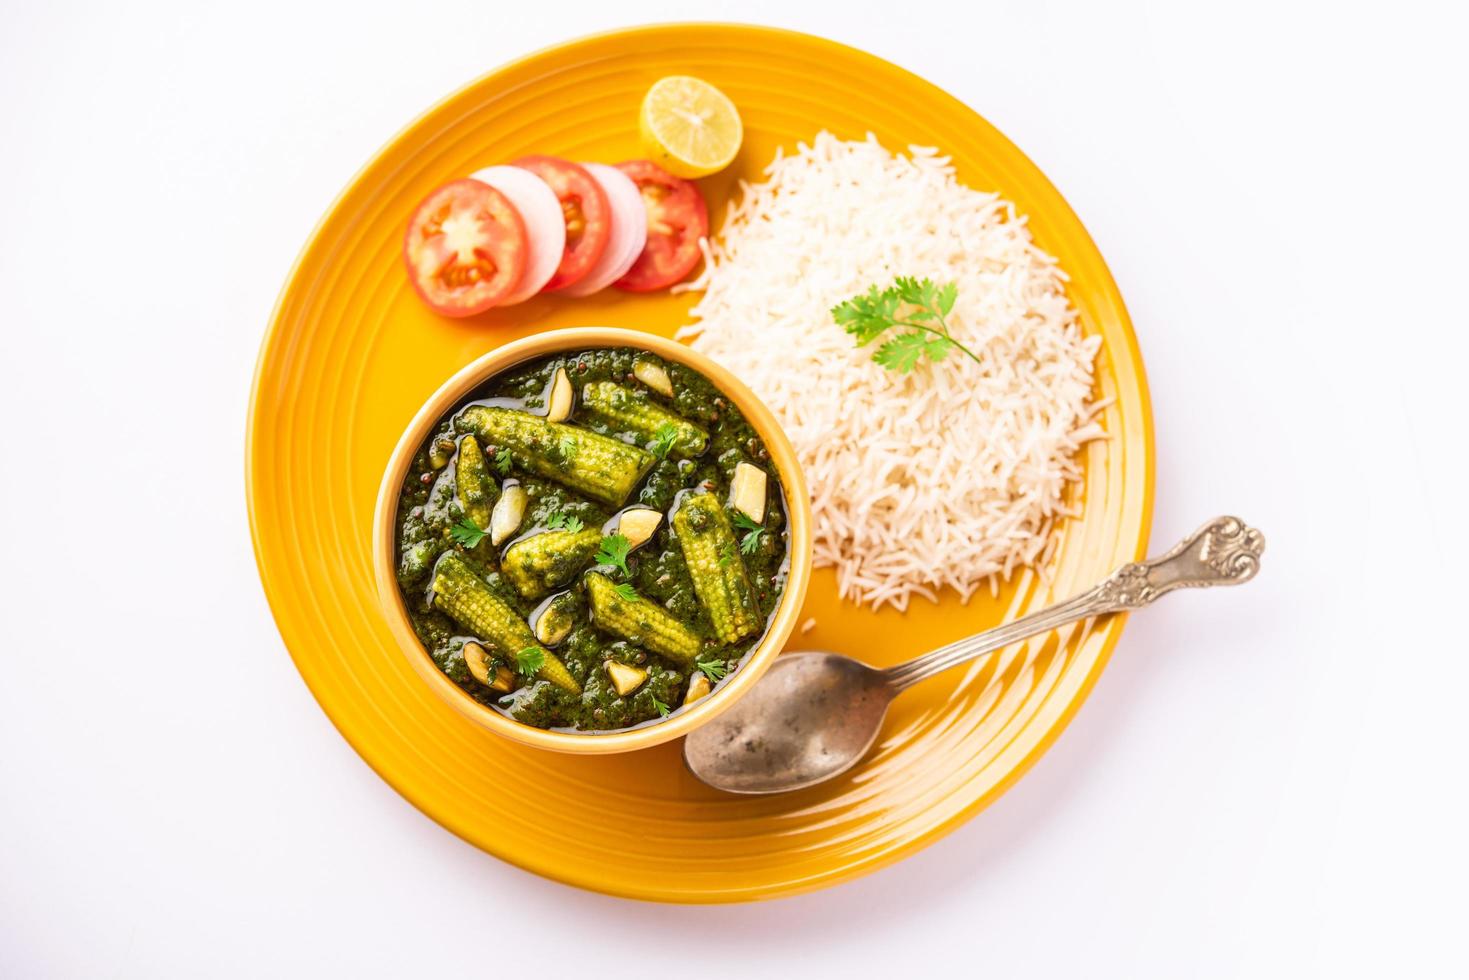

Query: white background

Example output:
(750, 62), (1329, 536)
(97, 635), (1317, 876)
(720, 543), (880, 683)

(2, 1), (1465, 976)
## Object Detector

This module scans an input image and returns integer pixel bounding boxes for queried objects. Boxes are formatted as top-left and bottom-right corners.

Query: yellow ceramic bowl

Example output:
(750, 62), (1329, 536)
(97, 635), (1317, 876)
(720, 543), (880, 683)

(371, 327), (813, 754)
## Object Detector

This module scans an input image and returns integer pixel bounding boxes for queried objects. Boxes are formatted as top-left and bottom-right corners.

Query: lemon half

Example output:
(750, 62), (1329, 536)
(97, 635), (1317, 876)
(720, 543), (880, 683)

(639, 76), (743, 179)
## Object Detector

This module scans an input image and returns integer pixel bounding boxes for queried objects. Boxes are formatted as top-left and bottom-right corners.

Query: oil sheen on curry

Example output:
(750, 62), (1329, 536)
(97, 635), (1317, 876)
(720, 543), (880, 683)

(393, 347), (789, 733)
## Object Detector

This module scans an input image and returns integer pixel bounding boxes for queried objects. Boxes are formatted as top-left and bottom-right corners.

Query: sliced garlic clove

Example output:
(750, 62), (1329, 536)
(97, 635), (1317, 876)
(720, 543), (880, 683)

(729, 461), (768, 524)
(533, 592), (576, 646)
(546, 367), (574, 422)
(536, 616), (572, 647)
(633, 358), (673, 397)
(428, 437), (455, 470)
(617, 508), (662, 549)
(490, 484), (527, 546)
(464, 641), (492, 685)
(605, 660), (648, 696)
(684, 672), (711, 706)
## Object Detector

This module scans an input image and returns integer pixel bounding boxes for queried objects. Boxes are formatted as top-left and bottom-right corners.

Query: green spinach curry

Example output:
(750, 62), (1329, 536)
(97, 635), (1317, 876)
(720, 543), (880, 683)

(393, 347), (789, 733)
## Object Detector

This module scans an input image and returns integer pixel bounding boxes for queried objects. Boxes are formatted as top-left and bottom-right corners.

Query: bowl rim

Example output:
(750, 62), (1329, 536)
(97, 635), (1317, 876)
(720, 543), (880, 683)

(371, 326), (813, 754)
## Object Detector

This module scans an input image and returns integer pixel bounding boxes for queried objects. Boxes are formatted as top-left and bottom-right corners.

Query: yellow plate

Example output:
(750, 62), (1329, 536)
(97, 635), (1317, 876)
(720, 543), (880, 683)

(246, 23), (1153, 903)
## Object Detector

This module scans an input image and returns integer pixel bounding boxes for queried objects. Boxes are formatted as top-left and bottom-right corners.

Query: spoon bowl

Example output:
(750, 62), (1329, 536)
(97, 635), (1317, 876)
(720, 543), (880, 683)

(685, 516), (1265, 794)
(684, 653), (896, 794)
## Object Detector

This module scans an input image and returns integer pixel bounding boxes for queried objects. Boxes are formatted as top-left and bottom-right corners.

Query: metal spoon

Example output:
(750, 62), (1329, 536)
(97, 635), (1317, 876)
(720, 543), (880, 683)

(685, 516), (1265, 794)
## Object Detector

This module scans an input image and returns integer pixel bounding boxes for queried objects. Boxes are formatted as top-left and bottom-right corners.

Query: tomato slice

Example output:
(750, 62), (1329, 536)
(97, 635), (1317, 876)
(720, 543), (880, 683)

(402, 179), (527, 316)
(512, 156), (612, 292)
(612, 160), (709, 292)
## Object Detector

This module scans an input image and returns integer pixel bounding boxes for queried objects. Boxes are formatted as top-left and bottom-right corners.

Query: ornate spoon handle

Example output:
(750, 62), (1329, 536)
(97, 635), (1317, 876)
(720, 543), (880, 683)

(883, 517), (1266, 692)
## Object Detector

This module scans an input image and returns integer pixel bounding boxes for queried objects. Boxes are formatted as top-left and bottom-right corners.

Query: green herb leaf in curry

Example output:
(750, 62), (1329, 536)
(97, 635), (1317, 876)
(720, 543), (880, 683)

(449, 518), (490, 549)
(595, 533), (633, 578)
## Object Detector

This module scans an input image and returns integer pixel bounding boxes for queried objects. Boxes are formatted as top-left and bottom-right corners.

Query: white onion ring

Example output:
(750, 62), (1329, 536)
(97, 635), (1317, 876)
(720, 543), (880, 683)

(556, 163), (647, 297)
(470, 165), (566, 305)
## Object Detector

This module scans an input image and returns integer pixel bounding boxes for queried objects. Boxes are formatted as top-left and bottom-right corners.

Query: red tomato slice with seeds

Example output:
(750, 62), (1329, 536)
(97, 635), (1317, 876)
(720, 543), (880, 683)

(402, 179), (527, 316)
(512, 156), (613, 293)
(612, 160), (709, 292)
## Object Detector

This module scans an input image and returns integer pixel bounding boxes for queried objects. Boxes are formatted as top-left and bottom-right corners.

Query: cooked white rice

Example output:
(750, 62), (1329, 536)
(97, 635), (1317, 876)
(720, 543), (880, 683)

(675, 132), (1104, 610)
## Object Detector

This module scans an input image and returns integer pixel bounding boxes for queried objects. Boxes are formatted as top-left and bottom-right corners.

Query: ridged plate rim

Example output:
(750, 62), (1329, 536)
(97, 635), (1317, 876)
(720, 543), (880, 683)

(245, 22), (1155, 903)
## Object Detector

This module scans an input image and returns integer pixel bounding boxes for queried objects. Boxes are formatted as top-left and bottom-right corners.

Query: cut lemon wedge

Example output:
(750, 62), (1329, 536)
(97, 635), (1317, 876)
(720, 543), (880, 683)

(638, 75), (743, 179)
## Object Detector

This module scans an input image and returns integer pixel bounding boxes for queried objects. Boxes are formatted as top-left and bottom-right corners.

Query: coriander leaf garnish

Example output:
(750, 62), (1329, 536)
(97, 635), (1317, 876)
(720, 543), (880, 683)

(449, 518), (489, 548)
(556, 435), (579, 466)
(832, 282), (900, 344)
(611, 582), (638, 601)
(492, 449), (513, 477)
(874, 330), (955, 372)
(514, 646), (545, 677)
(696, 658), (729, 682)
(718, 542), (735, 568)
(732, 512), (766, 554)
(831, 276), (981, 373)
(544, 509), (584, 533)
(595, 533), (633, 577)
(650, 693), (671, 717)
(650, 422), (679, 460)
